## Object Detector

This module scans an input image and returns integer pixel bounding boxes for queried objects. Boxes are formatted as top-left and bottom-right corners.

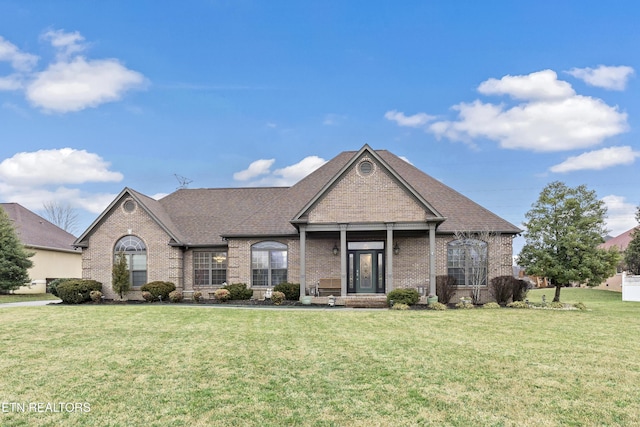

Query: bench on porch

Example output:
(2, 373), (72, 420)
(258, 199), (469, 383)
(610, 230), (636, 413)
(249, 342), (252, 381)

(317, 278), (341, 297)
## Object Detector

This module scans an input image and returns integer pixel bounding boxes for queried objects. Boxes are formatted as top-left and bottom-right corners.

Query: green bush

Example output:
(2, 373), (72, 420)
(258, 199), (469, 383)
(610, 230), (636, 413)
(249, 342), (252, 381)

(47, 278), (76, 297)
(271, 291), (286, 305)
(214, 288), (231, 302)
(507, 301), (529, 309)
(436, 275), (457, 304)
(169, 290), (183, 303)
(386, 288), (420, 306)
(57, 279), (102, 304)
(273, 282), (300, 300)
(429, 302), (448, 311)
(483, 302), (501, 309)
(222, 283), (253, 300)
(140, 281), (176, 301)
(89, 290), (102, 302)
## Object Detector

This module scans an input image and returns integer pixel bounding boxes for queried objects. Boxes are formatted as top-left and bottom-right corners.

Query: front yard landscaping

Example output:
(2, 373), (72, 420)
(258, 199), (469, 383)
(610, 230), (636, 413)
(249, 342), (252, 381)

(1, 288), (639, 426)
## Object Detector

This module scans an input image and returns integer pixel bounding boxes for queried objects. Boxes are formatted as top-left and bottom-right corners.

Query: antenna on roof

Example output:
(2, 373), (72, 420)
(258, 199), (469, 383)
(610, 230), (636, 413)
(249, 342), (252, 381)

(174, 174), (193, 190)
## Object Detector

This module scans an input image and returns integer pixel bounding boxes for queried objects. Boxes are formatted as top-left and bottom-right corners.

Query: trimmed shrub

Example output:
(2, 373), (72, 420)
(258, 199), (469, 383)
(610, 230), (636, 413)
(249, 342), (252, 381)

(222, 283), (253, 300)
(490, 275), (516, 305)
(193, 291), (202, 302)
(140, 281), (176, 301)
(573, 302), (587, 311)
(273, 282), (300, 300)
(483, 302), (501, 309)
(386, 288), (420, 306)
(391, 303), (410, 310)
(57, 279), (102, 304)
(436, 275), (457, 304)
(507, 301), (529, 309)
(214, 288), (231, 302)
(455, 300), (474, 309)
(512, 279), (529, 302)
(429, 302), (448, 311)
(169, 290), (183, 303)
(47, 278), (76, 297)
(271, 291), (286, 305)
(548, 301), (564, 309)
(89, 290), (103, 303)
(142, 291), (155, 302)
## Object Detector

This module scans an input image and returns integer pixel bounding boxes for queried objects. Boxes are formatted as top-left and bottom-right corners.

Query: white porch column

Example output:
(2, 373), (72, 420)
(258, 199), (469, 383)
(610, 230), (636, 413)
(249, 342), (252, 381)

(340, 224), (348, 296)
(386, 223), (394, 292)
(299, 225), (306, 299)
(429, 222), (436, 296)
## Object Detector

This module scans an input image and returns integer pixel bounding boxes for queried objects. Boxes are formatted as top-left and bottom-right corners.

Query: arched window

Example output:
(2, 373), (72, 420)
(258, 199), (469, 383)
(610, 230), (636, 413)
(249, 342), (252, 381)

(447, 238), (488, 287)
(114, 235), (147, 287)
(251, 241), (287, 287)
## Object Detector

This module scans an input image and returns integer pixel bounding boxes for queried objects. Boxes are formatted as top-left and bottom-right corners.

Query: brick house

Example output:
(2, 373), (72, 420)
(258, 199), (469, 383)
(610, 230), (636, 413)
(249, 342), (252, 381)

(74, 145), (521, 303)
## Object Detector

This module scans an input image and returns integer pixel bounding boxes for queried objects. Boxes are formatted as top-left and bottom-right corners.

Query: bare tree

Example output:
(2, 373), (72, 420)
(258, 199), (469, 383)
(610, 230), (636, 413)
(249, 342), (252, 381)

(42, 201), (80, 235)
(453, 230), (497, 304)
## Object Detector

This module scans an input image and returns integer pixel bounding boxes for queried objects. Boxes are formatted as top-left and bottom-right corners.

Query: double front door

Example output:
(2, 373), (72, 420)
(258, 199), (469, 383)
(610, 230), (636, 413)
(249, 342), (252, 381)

(347, 242), (385, 294)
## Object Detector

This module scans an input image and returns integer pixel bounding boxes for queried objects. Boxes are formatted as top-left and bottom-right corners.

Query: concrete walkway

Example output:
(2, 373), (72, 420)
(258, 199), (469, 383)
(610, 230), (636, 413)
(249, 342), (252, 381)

(0, 299), (61, 308)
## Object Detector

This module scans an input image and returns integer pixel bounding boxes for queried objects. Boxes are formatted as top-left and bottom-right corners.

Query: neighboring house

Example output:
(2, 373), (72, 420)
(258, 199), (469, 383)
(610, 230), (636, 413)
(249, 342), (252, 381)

(598, 227), (638, 291)
(74, 145), (521, 304)
(2, 203), (82, 294)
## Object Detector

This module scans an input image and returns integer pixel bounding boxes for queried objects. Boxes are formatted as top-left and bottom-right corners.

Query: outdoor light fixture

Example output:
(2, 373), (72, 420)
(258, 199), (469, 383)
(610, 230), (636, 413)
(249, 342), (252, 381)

(393, 243), (400, 255)
(332, 243), (339, 256)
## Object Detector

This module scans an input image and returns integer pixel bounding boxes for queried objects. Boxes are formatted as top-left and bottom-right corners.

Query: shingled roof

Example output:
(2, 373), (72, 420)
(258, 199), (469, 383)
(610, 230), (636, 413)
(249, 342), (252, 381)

(1, 203), (79, 252)
(76, 146), (521, 247)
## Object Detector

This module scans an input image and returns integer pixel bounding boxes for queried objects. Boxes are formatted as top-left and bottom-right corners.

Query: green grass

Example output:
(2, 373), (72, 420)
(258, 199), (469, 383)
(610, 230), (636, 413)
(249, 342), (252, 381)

(0, 293), (60, 303)
(1, 288), (639, 426)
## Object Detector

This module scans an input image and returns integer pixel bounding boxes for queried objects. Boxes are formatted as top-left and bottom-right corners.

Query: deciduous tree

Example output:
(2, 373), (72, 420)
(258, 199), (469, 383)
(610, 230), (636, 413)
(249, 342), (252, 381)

(624, 206), (640, 274)
(42, 201), (80, 235)
(0, 206), (34, 292)
(518, 181), (619, 302)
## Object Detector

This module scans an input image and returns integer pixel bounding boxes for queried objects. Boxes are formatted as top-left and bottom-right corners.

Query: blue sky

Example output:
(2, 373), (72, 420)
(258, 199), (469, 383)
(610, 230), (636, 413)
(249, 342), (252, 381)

(1, 1), (639, 255)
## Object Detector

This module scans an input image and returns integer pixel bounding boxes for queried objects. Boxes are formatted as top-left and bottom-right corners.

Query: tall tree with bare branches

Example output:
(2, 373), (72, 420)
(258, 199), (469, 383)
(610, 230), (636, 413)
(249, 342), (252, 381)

(42, 201), (80, 235)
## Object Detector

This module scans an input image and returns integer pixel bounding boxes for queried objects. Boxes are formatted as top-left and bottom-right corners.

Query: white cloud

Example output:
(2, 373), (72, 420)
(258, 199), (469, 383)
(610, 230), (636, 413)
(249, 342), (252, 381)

(602, 195), (638, 236)
(233, 159), (275, 181)
(550, 146), (640, 173)
(272, 156), (327, 184)
(0, 74), (23, 91)
(0, 148), (123, 186)
(234, 156), (327, 186)
(26, 57), (146, 113)
(41, 29), (87, 61)
(420, 70), (628, 151)
(0, 30), (146, 113)
(478, 70), (575, 100)
(384, 110), (435, 128)
(399, 156), (413, 165)
(0, 36), (38, 71)
(567, 65), (635, 90)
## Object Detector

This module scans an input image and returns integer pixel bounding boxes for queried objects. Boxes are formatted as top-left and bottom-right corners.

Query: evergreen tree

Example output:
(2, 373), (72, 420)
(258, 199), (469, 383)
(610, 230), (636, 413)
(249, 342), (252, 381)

(519, 181), (620, 302)
(112, 251), (131, 299)
(0, 206), (34, 292)
(624, 206), (640, 274)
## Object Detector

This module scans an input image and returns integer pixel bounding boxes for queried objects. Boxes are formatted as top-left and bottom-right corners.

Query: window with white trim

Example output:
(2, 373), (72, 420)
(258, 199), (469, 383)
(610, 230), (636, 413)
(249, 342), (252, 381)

(447, 238), (488, 287)
(251, 241), (287, 287)
(114, 235), (147, 287)
(194, 251), (227, 286)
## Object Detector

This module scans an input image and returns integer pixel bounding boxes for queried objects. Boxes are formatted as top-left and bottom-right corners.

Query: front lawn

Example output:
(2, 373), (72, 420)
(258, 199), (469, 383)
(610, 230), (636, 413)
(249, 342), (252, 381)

(1, 288), (639, 426)
(0, 293), (60, 304)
